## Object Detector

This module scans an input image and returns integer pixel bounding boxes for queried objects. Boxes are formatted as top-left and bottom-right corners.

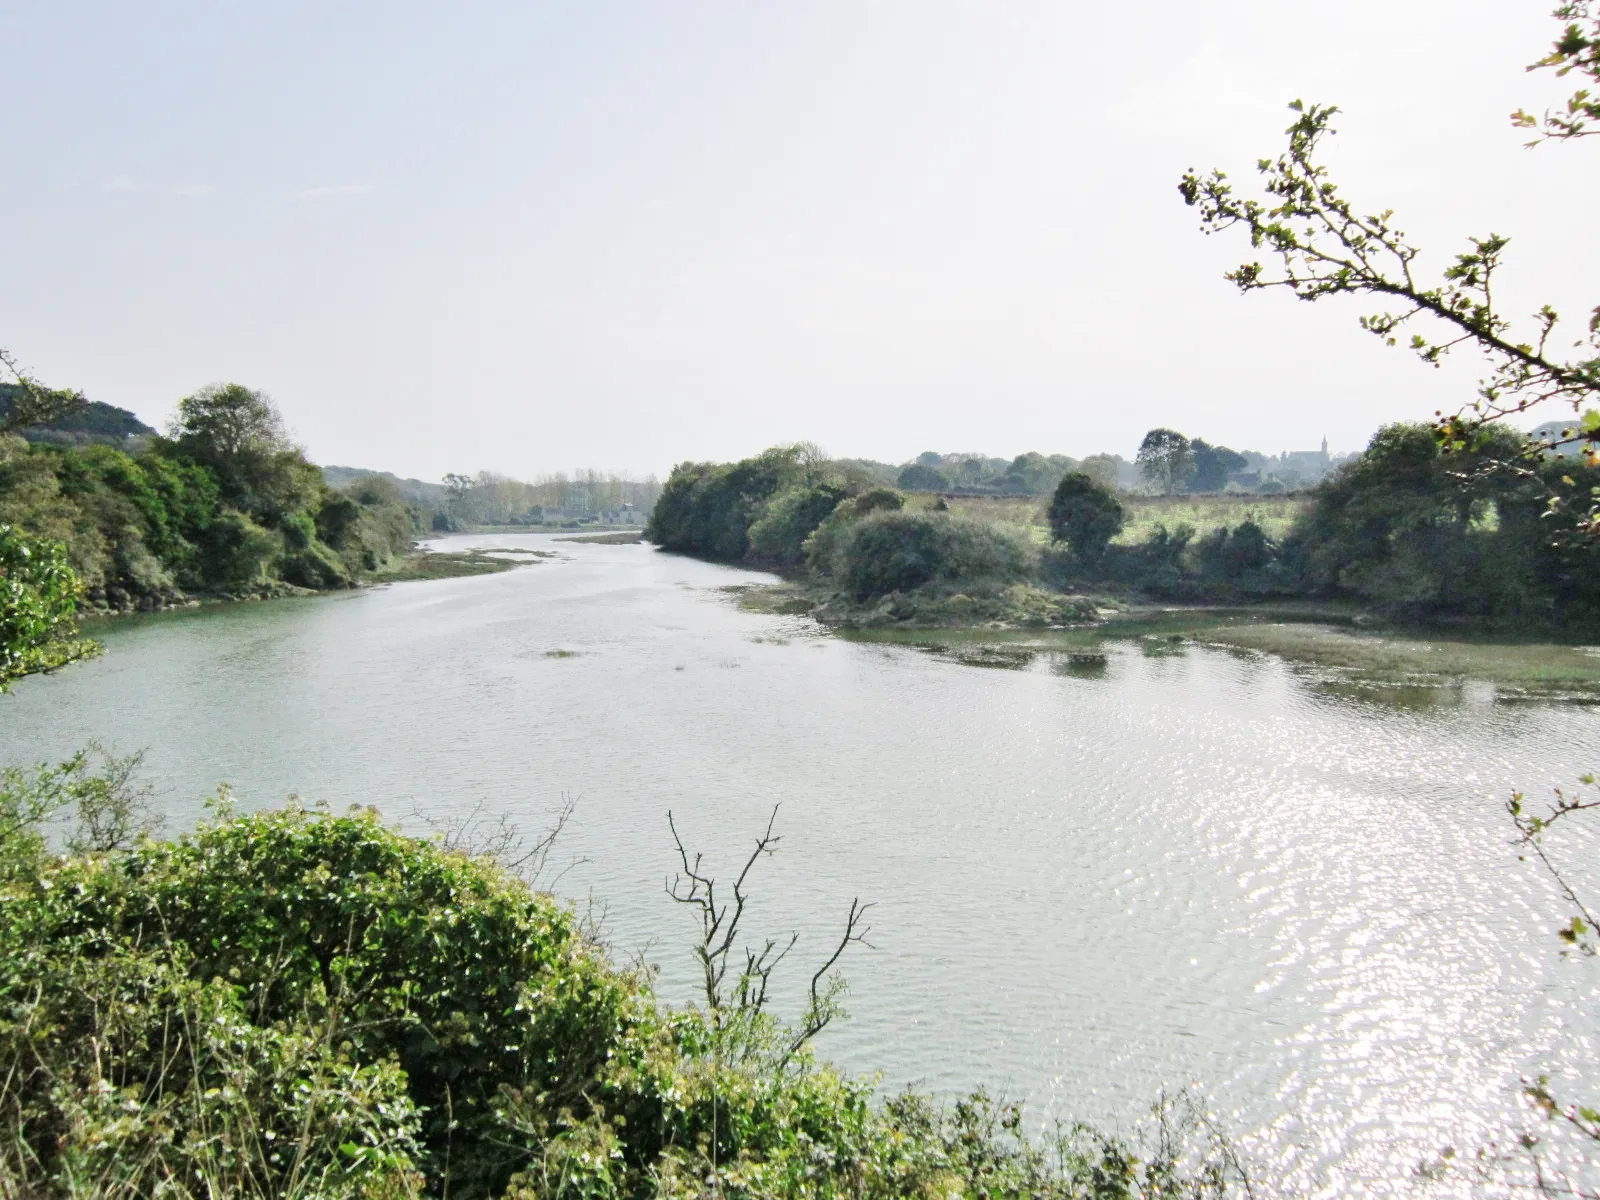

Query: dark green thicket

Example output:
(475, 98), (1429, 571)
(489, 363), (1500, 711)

(0, 384), (154, 446)
(1040, 425), (1600, 625)
(0, 382), (426, 610)
(0, 793), (1246, 1200)
(646, 447), (811, 561)
(1287, 423), (1600, 627)
(833, 511), (1032, 601)
(648, 433), (1600, 631)
(1047, 473), (1124, 566)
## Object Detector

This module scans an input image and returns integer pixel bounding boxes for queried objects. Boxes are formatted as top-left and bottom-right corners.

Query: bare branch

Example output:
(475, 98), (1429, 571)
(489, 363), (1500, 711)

(782, 896), (874, 1066)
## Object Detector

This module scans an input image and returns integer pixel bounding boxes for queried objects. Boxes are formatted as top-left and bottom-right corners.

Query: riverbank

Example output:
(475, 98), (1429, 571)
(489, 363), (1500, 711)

(376, 545), (554, 581)
(73, 546), (552, 619)
(732, 580), (1600, 697)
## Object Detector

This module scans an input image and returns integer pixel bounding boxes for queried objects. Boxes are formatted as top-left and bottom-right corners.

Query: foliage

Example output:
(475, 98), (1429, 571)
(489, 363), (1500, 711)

(1291, 422), (1600, 626)
(647, 447), (811, 561)
(0, 524), (98, 688)
(894, 451), (1079, 497)
(0, 383), (423, 608)
(1180, 81), (1600, 531)
(0, 797), (1252, 1200)
(1512, 2), (1600, 144)
(169, 384), (291, 475)
(1189, 440), (1247, 493)
(896, 462), (949, 491)
(1077, 453), (1122, 491)
(439, 469), (660, 527)
(1047, 473), (1125, 563)
(0, 385), (153, 446)
(1136, 430), (1193, 496)
(746, 481), (853, 566)
(802, 488), (906, 576)
(833, 510), (1033, 601)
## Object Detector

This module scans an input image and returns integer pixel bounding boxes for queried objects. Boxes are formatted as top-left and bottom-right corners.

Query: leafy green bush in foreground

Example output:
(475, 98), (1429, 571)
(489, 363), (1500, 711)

(0, 785), (1247, 1200)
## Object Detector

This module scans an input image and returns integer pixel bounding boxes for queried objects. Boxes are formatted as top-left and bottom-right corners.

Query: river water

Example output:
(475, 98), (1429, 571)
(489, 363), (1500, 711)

(4, 532), (1597, 1195)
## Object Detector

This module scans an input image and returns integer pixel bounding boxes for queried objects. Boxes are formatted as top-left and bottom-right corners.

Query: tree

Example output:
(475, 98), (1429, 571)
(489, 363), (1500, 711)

(1179, 7), (1600, 533)
(1078, 453), (1122, 491)
(1136, 429), (1193, 495)
(1047, 473), (1125, 564)
(896, 462), (950, 491)
(170, 383), (289, 464)
(168, 383), (318, 522)
(0, 524), (99, 689)
(1189, 440), (1247, 493)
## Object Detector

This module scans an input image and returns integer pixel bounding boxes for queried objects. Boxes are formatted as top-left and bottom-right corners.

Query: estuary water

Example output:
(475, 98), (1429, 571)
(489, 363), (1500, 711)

(4, 532), (1598, 1195)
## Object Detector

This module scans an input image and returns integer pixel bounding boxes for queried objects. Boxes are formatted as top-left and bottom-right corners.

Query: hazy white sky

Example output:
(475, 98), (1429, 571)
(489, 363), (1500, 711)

(3, 2), (1593, 480)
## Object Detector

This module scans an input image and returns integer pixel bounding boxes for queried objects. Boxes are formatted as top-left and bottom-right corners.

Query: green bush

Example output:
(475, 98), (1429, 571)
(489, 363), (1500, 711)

(0, 795), (1251, 1200)
(746, 481), (852, 566)
(1289, 422), (1600, 627)
(1047, 473), (1124, 564)
(801, 488), (904, 576)
(833, 511), (1033, 601)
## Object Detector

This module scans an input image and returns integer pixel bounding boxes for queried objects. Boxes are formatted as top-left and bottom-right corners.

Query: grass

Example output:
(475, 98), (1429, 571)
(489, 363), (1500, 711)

(923, 492), (1308, 547)
(1115, 494), (1308, 543)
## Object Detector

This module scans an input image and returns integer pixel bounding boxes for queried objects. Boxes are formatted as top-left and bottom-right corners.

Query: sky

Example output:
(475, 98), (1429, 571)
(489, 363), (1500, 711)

(2, 2), (1594, 481)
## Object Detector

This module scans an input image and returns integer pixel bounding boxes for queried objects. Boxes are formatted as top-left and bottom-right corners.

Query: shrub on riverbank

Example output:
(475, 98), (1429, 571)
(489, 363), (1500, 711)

(832, 511), (1034, 601)
(0, 790), (1247, 1200)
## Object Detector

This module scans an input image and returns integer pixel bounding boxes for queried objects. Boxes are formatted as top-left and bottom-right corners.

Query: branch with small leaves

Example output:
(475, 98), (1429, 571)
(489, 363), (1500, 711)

(1509, 776), (1599, 957)
(1180, 100), (1600, 532)
(1513, 2), (1600, 144)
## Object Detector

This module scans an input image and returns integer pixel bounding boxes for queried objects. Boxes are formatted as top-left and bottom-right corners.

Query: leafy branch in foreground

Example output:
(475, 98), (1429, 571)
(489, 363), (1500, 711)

(1513, 2), (1600, 144)
(1510, 776), (1599, 957)
(1179, 101), (1599, 481)
(0, 524), (100, 689)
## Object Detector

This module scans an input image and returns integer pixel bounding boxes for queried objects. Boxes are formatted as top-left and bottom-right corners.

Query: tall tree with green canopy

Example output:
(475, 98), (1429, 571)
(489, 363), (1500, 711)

(1188, 440), (1247, 493)
(1136, 429), (1193, 495)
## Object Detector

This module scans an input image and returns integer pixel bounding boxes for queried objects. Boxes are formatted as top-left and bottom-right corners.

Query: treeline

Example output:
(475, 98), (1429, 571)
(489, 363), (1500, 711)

(0, 384), (423, 612)
(1053, 423), (1600, 629)
(649, 426), (1600, 632)
(890, 450), (1120, 496)
(437, 469), (662, 529)
(646, 448), (1085, 626)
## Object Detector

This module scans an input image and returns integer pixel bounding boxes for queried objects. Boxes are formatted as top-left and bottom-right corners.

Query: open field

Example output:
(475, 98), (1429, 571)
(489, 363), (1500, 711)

(1115, 493), (1308, 542)
(911, 491), (1309, 544)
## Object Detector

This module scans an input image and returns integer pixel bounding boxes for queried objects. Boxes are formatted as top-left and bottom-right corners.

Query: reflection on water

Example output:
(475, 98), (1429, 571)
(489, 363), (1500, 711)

(1050, 652), (1109, 679)
(4, 532), (1599, 1196)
